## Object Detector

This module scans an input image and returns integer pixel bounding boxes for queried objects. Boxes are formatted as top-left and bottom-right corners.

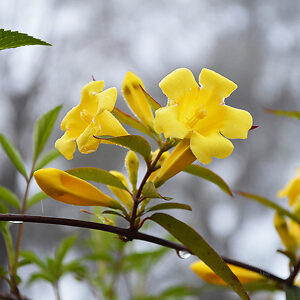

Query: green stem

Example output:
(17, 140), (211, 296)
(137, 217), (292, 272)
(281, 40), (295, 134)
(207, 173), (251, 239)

(53, 282), (62, 300)
(2, 227), (14, 273)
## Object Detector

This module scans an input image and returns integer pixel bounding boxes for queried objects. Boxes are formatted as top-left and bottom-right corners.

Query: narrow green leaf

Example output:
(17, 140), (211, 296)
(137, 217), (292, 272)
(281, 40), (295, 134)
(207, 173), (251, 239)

(0, 133), (27, 179)
(0, 266), (8, 278)
(265, 108), (300, 120)
(66, 167), (129, 191)
(0, 29), (51, 50)
(94, 135), (151, 161)
(0, 202), (9, 214)
(28, 272), (54, 284)
(150, 213), (249, 300)
(285, 286), (300, 300)
(34, 149), (61, 171)
(33, 105), (62, 162)
(112, 107), (154, 138)
(55, 235), (77, 268)
(139, 85), (162, 111)
(102, 210), (127, 219)
(0, 186), (20, 210)
(20, 251), (46, 270)
(27, 192), (48, 209)
(183, 164), (232, 196)
(1, 226), (14, 268)
(61, 260), (86, 276)
(237, 191), (300, 225)
(146, 202), (192, 212)
(159, 285), (196, 298)
(142, 181), (171, 200)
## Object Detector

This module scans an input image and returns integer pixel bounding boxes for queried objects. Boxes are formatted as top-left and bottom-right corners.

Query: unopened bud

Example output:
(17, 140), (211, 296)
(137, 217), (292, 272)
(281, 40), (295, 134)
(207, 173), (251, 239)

(274, 212), (297, 253)
(125, 151), (139, 191)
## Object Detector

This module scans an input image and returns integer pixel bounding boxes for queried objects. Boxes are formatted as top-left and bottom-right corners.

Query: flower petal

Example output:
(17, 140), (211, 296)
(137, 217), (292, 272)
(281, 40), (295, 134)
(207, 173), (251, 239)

(278, 169), (300, 206)
(122, 71), (154, 126)
(55, 132), (76, 160)
(153, 139), (196, 187)
(108, 171), (133, 210)
(96, 87), (117, 114)
(154, 106), (190, 139)
(77, 122), (101, 154)
(159, 68), (199, 104)
(220, 106), (253, 139)
(34, 168), (119, 208)
(190, 261), (264, 285)
(199, 68), (237, 101)
(95, 110), (128, 137)
(190, 132), (234, 164)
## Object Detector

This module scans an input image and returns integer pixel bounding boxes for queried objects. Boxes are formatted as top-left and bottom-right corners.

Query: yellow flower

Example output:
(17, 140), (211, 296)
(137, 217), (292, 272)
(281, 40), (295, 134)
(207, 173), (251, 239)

(34, 168), (121, 209)
(190, 261), (265, 285)
(107, 171), (133, 210)
(154, 68), (253, 165)
(122, 71), (154, 127)
(55, 81), (128, 160)
(278, 168), (300, 206)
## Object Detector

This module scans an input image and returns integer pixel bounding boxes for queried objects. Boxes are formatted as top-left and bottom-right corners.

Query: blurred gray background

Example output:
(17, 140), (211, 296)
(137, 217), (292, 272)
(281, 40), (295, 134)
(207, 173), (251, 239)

(1, 0), (300, 299)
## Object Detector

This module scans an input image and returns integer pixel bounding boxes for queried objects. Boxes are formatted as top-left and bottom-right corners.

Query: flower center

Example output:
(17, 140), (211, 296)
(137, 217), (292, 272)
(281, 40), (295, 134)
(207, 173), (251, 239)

(80, 109), (93, 124)
(186, 109), (208, 128)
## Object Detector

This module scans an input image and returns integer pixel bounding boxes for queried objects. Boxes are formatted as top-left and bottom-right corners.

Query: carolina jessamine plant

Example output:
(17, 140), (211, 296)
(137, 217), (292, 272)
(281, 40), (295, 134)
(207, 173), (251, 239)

(32, 68), (254, 300)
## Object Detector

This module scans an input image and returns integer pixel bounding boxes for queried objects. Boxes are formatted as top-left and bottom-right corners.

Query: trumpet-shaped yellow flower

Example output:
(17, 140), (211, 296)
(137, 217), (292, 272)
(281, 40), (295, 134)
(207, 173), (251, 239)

(34, 168), (121, 209)
(154, 68), (253, 165)
(278, 168), (300, 206)
(190, 261), (265, 285)
(108, 171), (133, 210)
(122, 71), (154, 127)
(55, 81), (128, 160)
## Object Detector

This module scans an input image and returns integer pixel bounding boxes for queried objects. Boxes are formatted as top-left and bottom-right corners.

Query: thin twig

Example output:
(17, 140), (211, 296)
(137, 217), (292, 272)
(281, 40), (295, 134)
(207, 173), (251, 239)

(286, 258), (300, 286)
(0, 213), (287, 285)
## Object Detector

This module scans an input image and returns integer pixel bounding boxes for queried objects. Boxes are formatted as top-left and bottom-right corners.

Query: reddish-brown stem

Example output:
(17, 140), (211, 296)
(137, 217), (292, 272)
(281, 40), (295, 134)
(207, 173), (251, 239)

(0, 213), (287, 286)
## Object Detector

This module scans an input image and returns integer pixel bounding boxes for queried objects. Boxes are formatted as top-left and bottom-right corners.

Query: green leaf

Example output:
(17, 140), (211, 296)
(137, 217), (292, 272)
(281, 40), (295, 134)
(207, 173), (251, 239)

(102, 210), (127, 219)
(265, 108), (300, 120)
(146, 202), (192, 213)
(183, 164), (232, 196)
(159, 285), (197, 298)
(61, 260), (86, 276)
(28, 272), (54, 284)
(66, 167), (129, 191)
(94, 135), (151, 161)
(27, 192), (48, 209)
(112, 107), (154, 138)
(237, 191), (300, 225)
(150, 213), (249, 300)
(55, 235), (77, 268)
(34, 149), (61, 171)
(0, 29), (51, 50)
(0, 266), (8, 278)
(0, 186), (20, 210)
(33, 105), (62, 162)
(20, 251), (46, 270)
(139, 85), (162, 111)
(285, 286), (300, 300)
(1, 226), (14, 267)
(142, 181), (163, 199)
(0, 133), (27, 179)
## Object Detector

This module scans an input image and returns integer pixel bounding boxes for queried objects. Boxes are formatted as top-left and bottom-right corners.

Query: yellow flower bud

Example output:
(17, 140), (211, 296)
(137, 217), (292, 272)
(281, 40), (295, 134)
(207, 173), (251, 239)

(34, 168), (121, 209)
(125, 151), (139, 191)
(274, 212), (297, 253)
(108, 171), (133, 210)
(190, 261), (265, 285)
(290, 198), (300, 247)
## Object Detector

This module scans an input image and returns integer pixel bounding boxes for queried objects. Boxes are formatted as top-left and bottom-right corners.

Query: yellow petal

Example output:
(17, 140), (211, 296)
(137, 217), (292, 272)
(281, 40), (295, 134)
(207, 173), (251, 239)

(278, 168), (300, 206)
(219, 106), (253, 139)
(81, 80), (105, 103)
(96, 87), (117, 114)
(77, 122), (101, 154)
(190, 261), (265, 285)
(55, 132), (76, 160)
(122, 71), (154, 126)
(153, 139), (196, 187)
(108, 171), (133, 210)
(190, 132), (234, 164)
(95, 110), (128, 137)
(154, 106), (190, 139)
(198, 68), (237, 101)
(34, 168), (119, 208)
(159, 68), (199, 104)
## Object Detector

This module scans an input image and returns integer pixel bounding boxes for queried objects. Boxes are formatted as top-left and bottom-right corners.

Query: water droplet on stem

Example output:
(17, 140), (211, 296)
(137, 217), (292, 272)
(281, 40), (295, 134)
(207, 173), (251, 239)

(177, 250), (191, 259)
